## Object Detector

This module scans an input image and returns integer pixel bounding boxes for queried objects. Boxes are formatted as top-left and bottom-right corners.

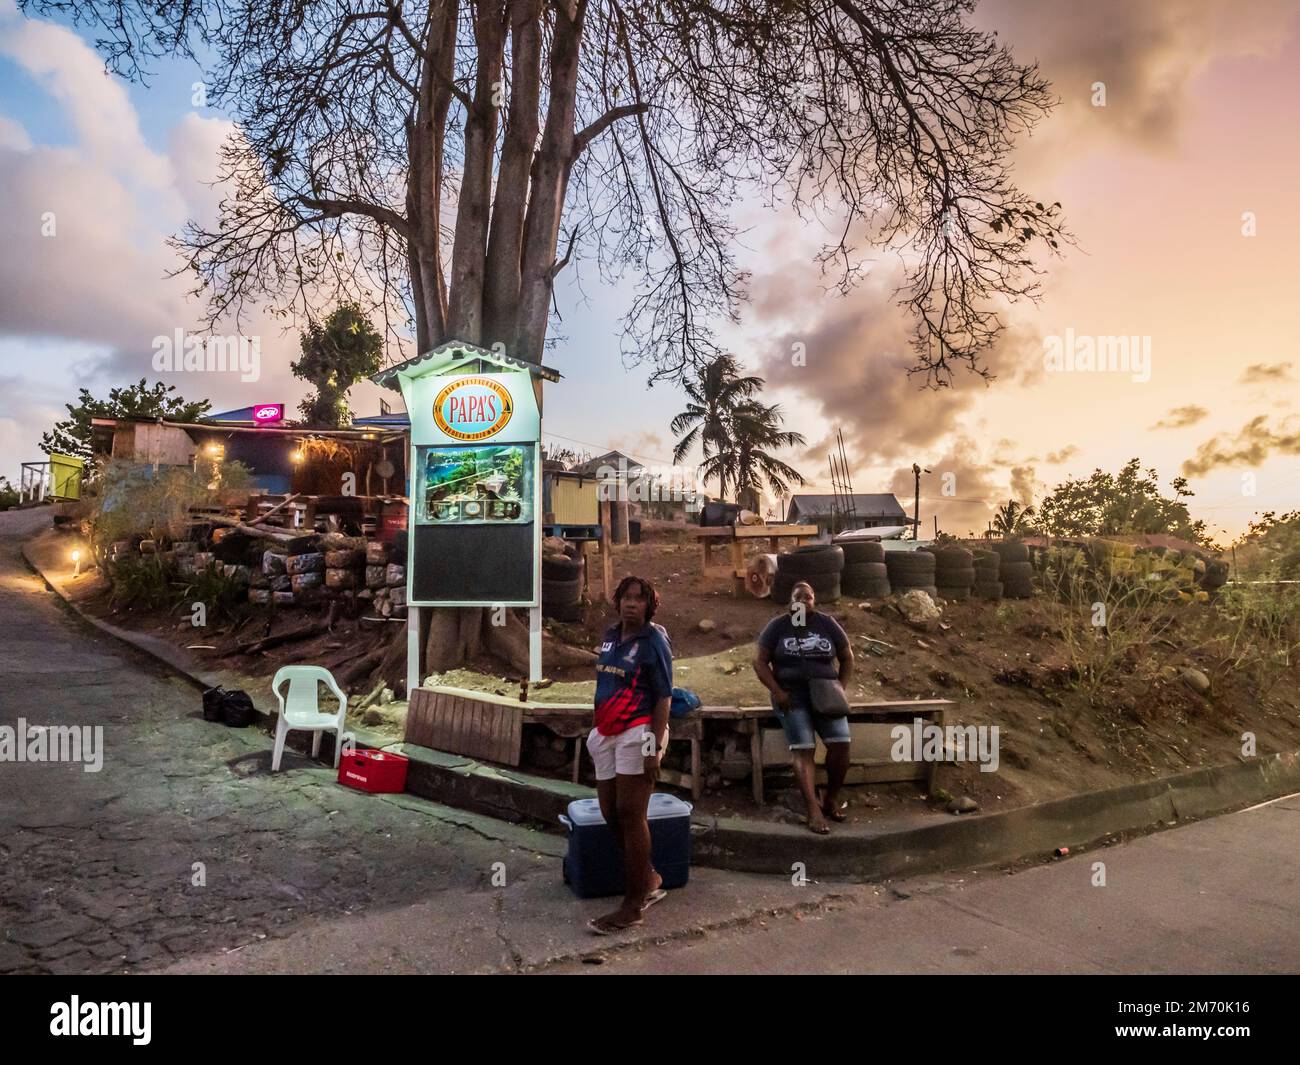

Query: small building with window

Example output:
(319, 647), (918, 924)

(786, 492), (915, 535)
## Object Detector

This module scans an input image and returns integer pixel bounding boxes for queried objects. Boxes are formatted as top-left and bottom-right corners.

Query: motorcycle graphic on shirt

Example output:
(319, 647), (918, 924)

(780, 634), (834, 658)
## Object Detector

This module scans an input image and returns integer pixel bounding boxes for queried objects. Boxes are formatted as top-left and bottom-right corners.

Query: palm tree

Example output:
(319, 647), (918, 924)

(992, 499), (1036, 538)
(670, 355), (763, 499)
(705, 400), (807, 509)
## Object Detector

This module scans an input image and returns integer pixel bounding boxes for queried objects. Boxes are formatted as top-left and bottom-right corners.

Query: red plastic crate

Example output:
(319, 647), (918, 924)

(337, 748), (409, 794)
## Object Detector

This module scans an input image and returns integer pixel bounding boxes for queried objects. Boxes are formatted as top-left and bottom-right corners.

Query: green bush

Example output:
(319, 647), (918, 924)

(176, 562), (253, 627)
(108, 553), (252, 627)
(91, 459), (252, 547)
(108, 555), (178, 613)
(1210, 584), (1300, 695)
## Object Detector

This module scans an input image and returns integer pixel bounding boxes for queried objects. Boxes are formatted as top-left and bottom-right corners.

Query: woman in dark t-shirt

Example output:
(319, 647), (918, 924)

(752, 581), (855, 834)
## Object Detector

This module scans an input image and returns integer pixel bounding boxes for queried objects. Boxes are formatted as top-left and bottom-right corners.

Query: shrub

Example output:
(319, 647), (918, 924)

(91, 460), (252, 547)
(1210, 584), (1300, 696)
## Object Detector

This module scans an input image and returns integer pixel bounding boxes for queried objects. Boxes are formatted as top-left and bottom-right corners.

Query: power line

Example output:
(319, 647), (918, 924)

(540, 429), (681, 470)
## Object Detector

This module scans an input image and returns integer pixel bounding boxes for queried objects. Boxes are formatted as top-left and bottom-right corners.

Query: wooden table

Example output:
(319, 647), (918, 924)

(695, 524), (819, 594)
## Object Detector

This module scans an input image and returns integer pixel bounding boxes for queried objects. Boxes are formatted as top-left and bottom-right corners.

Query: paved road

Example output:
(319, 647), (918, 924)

(0, 508), (846, 974)
(544, 791), (1300, 973)
(2, 508), (1297, 975)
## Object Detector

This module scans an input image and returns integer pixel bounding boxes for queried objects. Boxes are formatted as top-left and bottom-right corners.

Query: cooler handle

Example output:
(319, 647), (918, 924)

(558, 815), (572, 831)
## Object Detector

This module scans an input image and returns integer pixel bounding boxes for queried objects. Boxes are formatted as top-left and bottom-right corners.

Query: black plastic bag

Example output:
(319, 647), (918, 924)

(201, 686), (225, 722)
(201, 686), (258, 728)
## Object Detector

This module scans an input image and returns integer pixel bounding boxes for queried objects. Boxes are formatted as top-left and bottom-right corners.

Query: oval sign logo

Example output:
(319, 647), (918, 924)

(252, 403), (283, 423)
(432, 377), (513, 441)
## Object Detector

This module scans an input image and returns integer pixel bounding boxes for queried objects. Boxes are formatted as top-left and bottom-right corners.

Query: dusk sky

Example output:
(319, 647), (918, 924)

(1, 0), (1297, 540)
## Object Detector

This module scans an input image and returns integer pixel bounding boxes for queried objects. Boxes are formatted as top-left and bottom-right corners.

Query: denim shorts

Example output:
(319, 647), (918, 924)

(772, 686), (851, 750)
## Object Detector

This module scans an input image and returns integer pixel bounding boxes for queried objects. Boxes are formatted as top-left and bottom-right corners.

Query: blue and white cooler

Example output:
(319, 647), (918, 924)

(559, 794), (693, 898)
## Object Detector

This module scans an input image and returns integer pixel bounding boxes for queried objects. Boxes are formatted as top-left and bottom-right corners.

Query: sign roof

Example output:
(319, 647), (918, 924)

(372, 340), (560, 389)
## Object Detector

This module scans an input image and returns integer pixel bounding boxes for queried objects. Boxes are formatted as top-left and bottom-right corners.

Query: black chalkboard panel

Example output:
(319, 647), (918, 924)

(411, 522), (535, 603)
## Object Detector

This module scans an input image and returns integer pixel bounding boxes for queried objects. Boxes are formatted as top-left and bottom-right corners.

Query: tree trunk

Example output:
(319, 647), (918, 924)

(483, 0), (543, 350)
(407, 0), (457, 353)
(424, 607), (485, 673)
(447, 3), (506, 342)
(515, 0), (587, 361)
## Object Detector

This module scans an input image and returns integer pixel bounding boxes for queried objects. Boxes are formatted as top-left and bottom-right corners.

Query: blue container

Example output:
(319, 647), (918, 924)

(560, 794), (693, 898)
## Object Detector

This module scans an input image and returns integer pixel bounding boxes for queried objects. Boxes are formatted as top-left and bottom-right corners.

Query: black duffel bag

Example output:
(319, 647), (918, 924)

(201, 686), (258, 728)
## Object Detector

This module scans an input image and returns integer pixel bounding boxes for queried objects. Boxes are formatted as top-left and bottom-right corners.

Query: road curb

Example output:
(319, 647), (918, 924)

(693, 752), (1300, 877)
(24, 530), (1300, 880)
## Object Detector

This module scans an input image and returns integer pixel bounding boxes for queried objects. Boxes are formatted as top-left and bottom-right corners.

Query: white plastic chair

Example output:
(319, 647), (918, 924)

(271, 665), (348, 772)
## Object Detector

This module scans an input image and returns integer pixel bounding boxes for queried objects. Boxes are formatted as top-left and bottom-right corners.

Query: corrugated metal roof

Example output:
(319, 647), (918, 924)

(788, 493), (909, 516)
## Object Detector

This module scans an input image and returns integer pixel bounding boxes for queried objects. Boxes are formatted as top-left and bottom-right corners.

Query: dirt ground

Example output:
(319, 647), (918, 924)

(36, 520), (1300, 830)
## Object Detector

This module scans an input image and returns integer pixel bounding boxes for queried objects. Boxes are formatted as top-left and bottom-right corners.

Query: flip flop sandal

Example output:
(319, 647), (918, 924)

(816, 789), (848, 822)
(587, 915), (644, 936)
(641, 888), (668, 911)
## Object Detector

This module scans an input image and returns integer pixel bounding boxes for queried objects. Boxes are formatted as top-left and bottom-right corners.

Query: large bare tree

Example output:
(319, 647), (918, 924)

(32, 0), (1069, 672)
(34, 0), (1066, 382)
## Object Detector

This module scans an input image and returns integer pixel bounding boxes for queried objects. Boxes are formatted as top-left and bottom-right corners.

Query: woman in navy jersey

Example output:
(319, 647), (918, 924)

(585, 575), (674, 933)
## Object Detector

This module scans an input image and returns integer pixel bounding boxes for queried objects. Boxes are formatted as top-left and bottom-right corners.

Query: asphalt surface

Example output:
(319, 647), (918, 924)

(2, 507), (1296, 975)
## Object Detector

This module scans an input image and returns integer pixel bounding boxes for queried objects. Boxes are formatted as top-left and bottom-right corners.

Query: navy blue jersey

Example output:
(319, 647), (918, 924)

(593, 623), (674, 735)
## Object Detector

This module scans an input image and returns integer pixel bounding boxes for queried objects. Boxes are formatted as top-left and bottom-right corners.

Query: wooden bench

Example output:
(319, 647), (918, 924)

(405, 685), (703, 789)
(694, 700), (951, 804)
(406, 685), (949, 804)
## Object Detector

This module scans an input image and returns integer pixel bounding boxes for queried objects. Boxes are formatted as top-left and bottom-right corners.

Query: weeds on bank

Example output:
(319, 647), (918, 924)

(108, 554), (250, 628)
(1208, 584), (1300, 698)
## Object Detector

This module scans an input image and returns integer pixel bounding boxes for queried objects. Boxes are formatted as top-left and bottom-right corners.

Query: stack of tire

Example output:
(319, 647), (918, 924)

(884, 548), (936, 599)
(993, 541), (1034, 598)
(773, 543), (844, 604)
(972, 550), (1002, 601)
(542, 543), (585, 622)
(836, 539), (891, 599)
(927, 545), (976, 602)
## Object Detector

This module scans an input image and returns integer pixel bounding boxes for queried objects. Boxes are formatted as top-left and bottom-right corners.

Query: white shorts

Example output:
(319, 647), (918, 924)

(586, 724), (652, 781)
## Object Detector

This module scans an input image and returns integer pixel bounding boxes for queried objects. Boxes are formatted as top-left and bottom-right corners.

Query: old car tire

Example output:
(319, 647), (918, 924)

(837, 540), (886, 565)
(542, 554), (584, 581)
(779, 544), (845, 576)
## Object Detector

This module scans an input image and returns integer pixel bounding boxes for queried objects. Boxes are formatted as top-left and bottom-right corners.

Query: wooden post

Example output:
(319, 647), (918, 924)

(615, 498), (630, 544)
(406, 604), (422, 700)
(749, 722), (765, 805)
(600, 498), (614, 604)
(731, 536), (746, 596)
(528, 605), (542, 682)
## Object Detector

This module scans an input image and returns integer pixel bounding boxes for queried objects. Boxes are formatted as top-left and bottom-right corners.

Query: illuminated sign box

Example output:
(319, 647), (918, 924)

(373, 342), (558, 608)
(252, 403), (284, 424)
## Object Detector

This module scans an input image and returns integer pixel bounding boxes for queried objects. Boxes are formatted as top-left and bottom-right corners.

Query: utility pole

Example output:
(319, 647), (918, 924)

(911, 463), (930, 540)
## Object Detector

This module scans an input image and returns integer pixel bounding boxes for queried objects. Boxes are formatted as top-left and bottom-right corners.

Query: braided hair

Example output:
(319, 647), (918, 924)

(613, 574), (660, 621)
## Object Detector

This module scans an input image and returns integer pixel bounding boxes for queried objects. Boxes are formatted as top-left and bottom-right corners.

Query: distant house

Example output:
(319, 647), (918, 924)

(786, 493), (914, 533)
(570, 450), (646, 480)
